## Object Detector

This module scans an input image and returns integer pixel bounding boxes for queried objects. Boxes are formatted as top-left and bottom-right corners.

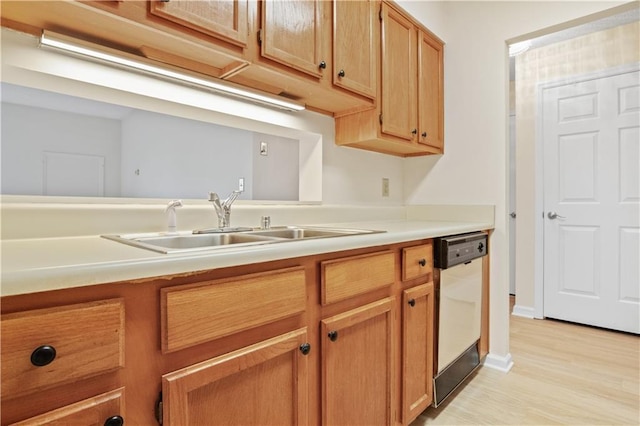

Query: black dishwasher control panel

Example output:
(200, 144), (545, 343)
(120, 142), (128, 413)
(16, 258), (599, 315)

(434, 231), (488, 269)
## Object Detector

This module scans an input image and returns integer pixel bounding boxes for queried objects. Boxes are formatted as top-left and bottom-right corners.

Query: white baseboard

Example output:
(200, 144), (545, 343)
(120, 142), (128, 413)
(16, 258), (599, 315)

(512, 305), (536, 319)
(483, 352), (514, 373)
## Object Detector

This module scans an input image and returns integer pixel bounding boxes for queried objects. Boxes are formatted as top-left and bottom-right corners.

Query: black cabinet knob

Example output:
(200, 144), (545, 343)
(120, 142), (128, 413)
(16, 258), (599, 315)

(411, 129), (418, 135)
(328, 330), (338, 342)
(338, 69), (345, 78)
(418, 258), (426, 267)
(30, 345), (56, 367)
(408, 299), (416, 307)
(319, 60), (327, 69)
(104, 415), (124, 426)
(299, 343), (311, 355)
(422, 132), (427, 138)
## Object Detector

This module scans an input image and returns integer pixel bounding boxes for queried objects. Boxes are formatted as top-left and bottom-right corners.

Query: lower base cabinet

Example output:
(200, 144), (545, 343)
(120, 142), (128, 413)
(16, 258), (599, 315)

(161, 329), (310, 426)
(402, 283), (435, 424)
(2, 238), (461, 425)
(321, 298), (394, 426)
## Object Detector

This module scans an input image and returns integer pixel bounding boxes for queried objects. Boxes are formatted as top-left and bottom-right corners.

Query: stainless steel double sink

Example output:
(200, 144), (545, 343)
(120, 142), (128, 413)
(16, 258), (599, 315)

(102, 226), (383, 254)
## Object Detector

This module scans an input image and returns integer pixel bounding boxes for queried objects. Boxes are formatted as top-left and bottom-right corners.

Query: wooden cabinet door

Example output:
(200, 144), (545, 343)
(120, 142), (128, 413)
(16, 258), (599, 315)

(261, 0), (324, 78)
(401, 283), (435, 424)
(321, 298), (393, 426)
(11, 388), (124, 426)
(380, 2), (417, 141)
(162, 329), (309, 426)
(333, 0), (377, 99)
(150, 0), (248, 47)
(418, 31), (444, 152)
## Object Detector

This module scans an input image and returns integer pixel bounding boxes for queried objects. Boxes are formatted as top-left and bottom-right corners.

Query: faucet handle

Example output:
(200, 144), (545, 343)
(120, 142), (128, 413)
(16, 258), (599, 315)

(208, 192), (219, 203)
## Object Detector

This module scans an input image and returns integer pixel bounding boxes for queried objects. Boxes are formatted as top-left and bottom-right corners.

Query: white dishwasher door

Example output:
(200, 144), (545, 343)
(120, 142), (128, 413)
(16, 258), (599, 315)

(437, 258), (483, 373)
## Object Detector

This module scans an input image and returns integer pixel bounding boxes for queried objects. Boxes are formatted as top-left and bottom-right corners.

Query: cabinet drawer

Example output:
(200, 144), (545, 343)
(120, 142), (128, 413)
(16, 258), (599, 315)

(11, 387), (125, 426)
(161, 267), (306, 353)
(321, 251), (395, 305)
(402, 243), (433, 281)
(1, 299), (125, 399)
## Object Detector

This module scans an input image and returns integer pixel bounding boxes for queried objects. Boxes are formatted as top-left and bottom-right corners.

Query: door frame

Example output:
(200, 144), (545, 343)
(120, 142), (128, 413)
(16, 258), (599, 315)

(533, 62), (640, 319)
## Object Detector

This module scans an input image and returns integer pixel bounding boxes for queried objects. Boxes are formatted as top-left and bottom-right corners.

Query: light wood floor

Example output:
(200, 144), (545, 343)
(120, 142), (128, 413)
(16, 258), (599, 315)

(412, 299), (640, 425)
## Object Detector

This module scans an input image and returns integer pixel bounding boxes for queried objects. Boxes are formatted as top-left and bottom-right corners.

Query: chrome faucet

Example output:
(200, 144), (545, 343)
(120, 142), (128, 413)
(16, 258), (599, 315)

(209, 190), (242, 228)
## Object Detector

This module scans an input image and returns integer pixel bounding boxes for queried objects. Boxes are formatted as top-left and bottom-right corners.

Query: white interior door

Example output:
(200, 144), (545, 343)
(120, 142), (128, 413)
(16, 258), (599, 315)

(542, 67), (639, 334)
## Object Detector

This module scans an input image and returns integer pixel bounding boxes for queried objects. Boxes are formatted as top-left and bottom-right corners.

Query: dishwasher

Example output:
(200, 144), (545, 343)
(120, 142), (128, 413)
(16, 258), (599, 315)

(432, 231), (487, 407)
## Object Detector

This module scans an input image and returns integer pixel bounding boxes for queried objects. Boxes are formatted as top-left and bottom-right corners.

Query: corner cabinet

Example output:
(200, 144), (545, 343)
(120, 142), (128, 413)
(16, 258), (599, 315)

(335, 2), (444, 157)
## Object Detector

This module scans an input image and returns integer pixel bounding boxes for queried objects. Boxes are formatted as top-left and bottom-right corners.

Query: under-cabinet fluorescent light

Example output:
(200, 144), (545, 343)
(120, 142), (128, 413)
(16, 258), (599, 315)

(39, 31), (305, 112)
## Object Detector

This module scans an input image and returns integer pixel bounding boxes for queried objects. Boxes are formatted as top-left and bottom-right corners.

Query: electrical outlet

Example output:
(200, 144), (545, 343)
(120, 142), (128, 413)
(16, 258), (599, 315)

(238, 177), (245, 192)
(382, 178), (390, 197)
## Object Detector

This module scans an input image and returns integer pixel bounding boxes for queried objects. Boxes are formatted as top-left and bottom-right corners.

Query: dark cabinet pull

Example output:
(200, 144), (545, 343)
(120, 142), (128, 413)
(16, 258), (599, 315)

(319, 61), (327, 69)
(104, 415), (124, 426)
(299, 343), (311, 355)
(418, 258), (426, 267)
(408, 299), (416, 307)
(328, 330), (338, 342)
(411, 129), (418, 135)
(422, 132), (427, 138)
(30, 345), (56, 367)
(338, 69), (345, 78)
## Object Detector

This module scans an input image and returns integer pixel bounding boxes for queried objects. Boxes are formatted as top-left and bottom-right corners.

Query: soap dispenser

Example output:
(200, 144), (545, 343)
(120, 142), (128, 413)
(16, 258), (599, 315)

(165, 200), (183, 234)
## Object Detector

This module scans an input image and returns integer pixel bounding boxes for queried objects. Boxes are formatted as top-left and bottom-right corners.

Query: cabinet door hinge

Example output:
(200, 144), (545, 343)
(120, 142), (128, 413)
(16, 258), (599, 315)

(379, 5), (383, 21)
(258, 29), (263, 44)
(155, 392), (163, 425)
(379, 113), (383, 125)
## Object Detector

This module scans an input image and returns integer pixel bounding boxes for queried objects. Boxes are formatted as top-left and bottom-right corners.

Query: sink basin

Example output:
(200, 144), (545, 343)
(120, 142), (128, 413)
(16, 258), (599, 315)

(102, 232), (275, 254)
(247, 226), (379, 239)
(103, 226), (384, 254)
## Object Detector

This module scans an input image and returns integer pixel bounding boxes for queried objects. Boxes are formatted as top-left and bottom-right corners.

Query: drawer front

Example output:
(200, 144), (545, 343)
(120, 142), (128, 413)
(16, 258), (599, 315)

(321, 251), (395, 305)
(11, 387), (125, 426)
(162, 267), (306, 353)
(402, 243), (433, 282)
(1, 299), (125, 399)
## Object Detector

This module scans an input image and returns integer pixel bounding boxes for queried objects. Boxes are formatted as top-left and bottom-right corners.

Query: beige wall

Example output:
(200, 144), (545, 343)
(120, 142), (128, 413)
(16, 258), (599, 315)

(515, 21), (640, 311)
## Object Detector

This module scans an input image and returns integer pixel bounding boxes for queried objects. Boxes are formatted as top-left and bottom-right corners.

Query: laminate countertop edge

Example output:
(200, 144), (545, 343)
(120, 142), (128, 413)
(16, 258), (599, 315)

(1, 220), (493, 296)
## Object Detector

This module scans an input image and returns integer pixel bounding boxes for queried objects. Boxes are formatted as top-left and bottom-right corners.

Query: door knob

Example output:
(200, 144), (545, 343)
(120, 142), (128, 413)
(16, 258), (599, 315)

(547, 211), (566, 220)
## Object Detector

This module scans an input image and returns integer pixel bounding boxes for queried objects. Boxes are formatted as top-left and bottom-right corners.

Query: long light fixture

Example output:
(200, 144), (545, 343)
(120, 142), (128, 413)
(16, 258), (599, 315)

(39, 31), (305, 112)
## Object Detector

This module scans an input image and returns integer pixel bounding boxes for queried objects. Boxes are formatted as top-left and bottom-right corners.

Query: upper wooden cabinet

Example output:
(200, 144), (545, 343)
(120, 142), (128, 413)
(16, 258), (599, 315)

(335, 2), (444, 157)
(418, 30), (445, 152)
(333, 0), (377, 99)
(260, 0), (324, 78)
(149, 0), (248, 47)
(381, 3), (417, 141)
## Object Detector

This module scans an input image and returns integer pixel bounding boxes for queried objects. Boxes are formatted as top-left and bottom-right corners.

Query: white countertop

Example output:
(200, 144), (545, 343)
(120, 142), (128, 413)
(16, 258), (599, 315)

(1, 219), (492, 297)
